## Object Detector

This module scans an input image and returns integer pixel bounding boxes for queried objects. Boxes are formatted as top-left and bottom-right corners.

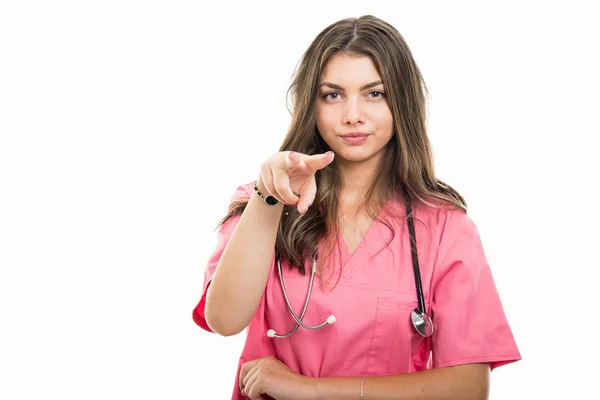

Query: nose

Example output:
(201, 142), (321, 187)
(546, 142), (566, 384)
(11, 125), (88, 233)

(342, 96), (364, 125)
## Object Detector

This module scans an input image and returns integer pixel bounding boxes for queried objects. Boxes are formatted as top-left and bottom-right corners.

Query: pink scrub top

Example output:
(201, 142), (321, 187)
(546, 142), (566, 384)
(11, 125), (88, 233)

(192, 183), (521, 399)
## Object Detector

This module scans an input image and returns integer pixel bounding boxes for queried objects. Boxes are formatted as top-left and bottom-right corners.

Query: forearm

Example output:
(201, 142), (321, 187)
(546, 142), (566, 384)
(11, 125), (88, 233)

(205, 182), (283, 336)
(310, 364), (489, 400)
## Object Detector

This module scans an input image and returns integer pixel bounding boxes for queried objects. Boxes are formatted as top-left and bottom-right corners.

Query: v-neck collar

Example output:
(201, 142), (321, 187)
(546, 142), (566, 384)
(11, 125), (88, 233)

(337, 198), (392, 264)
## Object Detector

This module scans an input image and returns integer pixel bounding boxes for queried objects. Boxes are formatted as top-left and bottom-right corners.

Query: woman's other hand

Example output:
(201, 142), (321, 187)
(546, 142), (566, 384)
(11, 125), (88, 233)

(239, 356), (315, 400)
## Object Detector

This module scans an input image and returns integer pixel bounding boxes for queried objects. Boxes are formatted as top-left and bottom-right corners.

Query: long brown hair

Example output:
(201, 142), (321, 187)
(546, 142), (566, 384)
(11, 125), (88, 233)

(219, 15), (466, 275)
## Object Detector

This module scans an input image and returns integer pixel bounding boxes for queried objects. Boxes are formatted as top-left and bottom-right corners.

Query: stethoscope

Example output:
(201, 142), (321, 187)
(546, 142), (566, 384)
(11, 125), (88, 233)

(266, 191), (434, 339)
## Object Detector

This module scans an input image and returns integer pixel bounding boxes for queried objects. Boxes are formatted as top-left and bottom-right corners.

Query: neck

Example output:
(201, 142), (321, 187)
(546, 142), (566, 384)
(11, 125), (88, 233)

(336, 155), (382, 206)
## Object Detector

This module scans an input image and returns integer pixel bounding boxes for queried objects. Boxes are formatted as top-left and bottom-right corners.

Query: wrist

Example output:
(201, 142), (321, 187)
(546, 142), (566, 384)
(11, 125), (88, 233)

(255, 177), (268, 195)
(254, 179), (280, 207)
(302, 376), (320, 400)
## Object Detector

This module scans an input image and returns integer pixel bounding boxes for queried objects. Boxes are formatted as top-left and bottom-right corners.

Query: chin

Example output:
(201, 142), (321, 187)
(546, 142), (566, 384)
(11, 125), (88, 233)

(334, 147), (379, 163)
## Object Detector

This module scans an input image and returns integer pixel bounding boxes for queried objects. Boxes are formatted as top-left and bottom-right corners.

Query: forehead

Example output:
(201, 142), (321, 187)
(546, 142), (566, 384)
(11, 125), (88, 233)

(320, 53), (382, 87)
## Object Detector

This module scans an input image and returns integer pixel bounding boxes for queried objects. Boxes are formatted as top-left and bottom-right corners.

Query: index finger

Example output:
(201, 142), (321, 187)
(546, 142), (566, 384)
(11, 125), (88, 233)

(239, 360), (257, 394)
(303, 151), (335, 171)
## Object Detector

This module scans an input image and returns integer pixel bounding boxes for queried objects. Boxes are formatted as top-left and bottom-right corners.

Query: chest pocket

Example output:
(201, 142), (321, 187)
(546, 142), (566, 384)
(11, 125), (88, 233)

(365, 295), (430, 375)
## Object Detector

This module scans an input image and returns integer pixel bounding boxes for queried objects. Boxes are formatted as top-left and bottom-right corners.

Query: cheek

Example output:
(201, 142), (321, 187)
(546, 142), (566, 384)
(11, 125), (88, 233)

(371, 108), (394, 133)
(316, 107), (336, 136)
(371, 105), (393, 124)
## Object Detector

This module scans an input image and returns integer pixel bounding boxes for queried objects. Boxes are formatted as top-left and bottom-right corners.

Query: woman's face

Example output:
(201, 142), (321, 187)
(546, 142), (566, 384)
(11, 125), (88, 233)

(316, 53), (394, 164)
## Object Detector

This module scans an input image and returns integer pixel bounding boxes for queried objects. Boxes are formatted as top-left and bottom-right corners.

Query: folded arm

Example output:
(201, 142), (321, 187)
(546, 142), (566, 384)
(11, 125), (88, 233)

(309, 363), (489, 400)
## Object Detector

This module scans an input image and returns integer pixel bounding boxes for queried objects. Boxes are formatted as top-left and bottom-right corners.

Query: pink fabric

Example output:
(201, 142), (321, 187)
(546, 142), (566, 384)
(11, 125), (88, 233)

(192, 182), (521, 399)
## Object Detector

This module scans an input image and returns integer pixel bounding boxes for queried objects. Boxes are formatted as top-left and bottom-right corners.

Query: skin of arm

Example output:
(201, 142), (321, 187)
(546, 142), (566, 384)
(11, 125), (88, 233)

(206, 152), (331, 337)
(205, 180), (284, 336)
(308, 363), (490, 400)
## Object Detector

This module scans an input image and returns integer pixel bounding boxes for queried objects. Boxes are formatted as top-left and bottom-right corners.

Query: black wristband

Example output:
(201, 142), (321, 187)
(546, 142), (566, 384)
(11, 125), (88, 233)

(254, 184), (280, 206)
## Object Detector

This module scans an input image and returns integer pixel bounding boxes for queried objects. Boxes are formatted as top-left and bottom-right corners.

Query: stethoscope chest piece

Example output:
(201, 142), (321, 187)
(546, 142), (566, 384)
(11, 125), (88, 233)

(411, 308), (434, 337)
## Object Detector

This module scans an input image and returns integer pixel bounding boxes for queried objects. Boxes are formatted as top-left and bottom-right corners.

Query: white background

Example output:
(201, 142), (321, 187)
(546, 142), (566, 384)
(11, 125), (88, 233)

(1, 1), (598, 398)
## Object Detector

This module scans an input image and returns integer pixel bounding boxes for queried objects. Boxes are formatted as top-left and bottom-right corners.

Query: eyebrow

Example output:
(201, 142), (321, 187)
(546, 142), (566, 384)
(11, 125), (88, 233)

(318, 80), (383, 91)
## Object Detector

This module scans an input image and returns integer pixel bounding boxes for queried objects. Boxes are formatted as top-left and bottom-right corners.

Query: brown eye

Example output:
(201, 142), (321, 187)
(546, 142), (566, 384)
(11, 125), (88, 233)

(368, 91), (385, 98)
(323, 92), (340, 100)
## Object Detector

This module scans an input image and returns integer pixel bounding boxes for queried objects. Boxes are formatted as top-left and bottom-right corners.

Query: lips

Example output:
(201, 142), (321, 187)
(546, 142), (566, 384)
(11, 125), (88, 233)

(341, 132), (369, 138)
(340, 133), (370, 145)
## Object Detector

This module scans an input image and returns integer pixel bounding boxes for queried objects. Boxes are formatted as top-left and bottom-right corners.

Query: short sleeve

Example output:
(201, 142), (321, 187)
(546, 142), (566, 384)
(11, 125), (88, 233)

(192, 185), (251, 332)
(430, 211), (521, 371)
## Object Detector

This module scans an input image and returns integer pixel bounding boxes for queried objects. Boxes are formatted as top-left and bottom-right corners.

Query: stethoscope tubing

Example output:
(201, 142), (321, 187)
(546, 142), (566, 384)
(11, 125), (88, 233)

(268, 187), (433, 338)
(406, 196), (427, 319)
(279, 258), (331, 330)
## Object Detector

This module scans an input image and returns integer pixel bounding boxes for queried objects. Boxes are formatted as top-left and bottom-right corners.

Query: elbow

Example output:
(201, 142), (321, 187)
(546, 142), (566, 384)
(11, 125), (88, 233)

(204, 298), (247, 337)
(206, 314), (245, 337)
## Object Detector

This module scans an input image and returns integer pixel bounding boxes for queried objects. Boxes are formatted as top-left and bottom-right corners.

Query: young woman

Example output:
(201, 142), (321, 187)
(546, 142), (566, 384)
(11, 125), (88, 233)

(193, 15), (521, 399)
